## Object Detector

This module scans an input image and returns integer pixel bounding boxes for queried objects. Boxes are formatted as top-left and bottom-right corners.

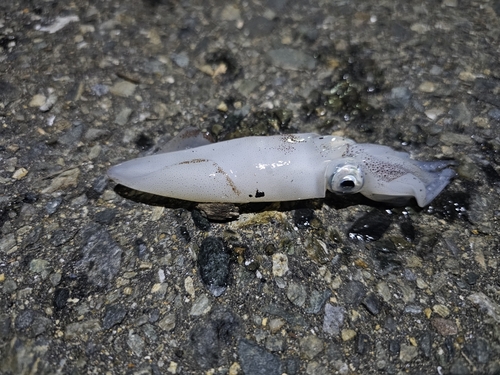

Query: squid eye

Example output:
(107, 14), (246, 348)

(327, 162), (364, 194)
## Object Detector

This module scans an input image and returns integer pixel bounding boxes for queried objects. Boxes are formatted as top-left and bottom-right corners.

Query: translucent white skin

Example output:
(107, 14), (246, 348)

(108, 133), (455, 207)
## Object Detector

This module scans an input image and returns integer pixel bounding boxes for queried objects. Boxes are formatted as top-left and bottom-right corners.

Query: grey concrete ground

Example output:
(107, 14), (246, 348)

(1, 0), (500, 374)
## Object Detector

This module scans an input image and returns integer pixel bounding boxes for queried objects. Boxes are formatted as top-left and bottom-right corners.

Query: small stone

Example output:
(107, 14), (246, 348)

(268, 318), (286, 334)
(362, 293), (381, 315)
(171, 53), (189, 68)
(127, 331), (144, 357)
(220, 4), (241, 21)
(110, 80), (136, 97)
(272, 253), (288, 277)
(431, 317), (458, 336)
(425, 107), (445, 120)
(29, 94), (46, 107)
(102, 304), (127, 330)
(340, 280), (366, 305)
(306, 289), (331, 314)
(65, 319), (100, 340)
(442, 0), (457, 7)
(114, 107), (133, 126)
(299, 335), (324, 360)
(45, 197), (63, 215)
(158, 313), (176, 331)
(238, 339), (281, 375)
(29, 259), (52, 279)
(190, 294), (211, 316)
(198, 237), (230, 297)
(78, 224), (123, 288)
(267, 48), (316, 71)
(323, 304), (345, 336)
(265, 335), (285, 352)
(399, 344), (419, 362)
(12, 168), (28, 180)
(432, 304), (451, 318)
(42, 168), (80, 194)
(217, 101), (228, 112)
(341, 329), (356, 341)
(418, 81), (436, 93)
(53, 288), (69, 310)
(184, 276), (195, 299)
(286, 281), (307, 307)
(0, 233), (16, 254)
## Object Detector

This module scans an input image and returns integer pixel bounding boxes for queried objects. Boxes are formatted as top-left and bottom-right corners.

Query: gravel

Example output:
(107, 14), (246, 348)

(1, 0), (500, 374)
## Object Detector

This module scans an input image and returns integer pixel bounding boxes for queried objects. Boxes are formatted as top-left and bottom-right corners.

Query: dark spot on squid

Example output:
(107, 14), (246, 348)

(255, 190), (265, 198)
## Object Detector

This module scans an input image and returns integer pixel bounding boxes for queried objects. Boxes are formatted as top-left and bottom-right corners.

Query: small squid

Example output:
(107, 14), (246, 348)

(108, 132), (455, 207)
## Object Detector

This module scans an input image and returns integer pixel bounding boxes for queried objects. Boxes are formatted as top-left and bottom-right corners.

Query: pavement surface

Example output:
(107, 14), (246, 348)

(1, 0), (500, 374)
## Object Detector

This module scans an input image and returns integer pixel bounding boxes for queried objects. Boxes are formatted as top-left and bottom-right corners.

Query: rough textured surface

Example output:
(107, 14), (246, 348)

(1, 0), (500, 374)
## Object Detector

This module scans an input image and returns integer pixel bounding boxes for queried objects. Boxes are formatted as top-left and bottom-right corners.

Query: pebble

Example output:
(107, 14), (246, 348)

(268, 318), (286, 334)
(197, 237), (230, 297)
(190, 294), (211, 316)
(45, 197), (63, 215)
(431, 317), (458, 336)
(53, 288), (69, 310)
(158, 313), (176, 331)
(267, 48), (316, 71)
(347, 209), (392, 241)
(12, 167), (28, 180)
(238, 339), (281, 375)
(272, 253), (288, 277)
(433, 304), (451, 318)
(0, 233), (17, 254)
(110, 80), (136, 97)
(189, 309), (240, 369)
(286, 281), (307, 307)
(29, 94), (46, 107)
(29, 258), (51, 279)
(340, 280), (366, 305)
(127, 331), (145, 357)
(94, 208), (117, 225)
(362, 293), (381, 315)
(341, 329), (356, 341)
(418, 81), (436, 93)
(300, 335), (324, 359)
(305, 289), (331, 314)
(114, 107), (133, 125)
(399, 344), (419, 362)
(65, 319), (101, 340)
(171, 53), (189, 68)
(356, 333), (371, 355)
(389, 87), (412, 109)
(77, 224), (123, 288)
(323, 304), (345, 335)
(102, 304), (127, 329)
(41, 168), (80, 194)
(265, 335), (285, 352)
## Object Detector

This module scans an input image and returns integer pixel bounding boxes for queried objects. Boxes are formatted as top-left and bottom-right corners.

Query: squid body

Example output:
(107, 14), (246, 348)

(108, 133), (455, 207)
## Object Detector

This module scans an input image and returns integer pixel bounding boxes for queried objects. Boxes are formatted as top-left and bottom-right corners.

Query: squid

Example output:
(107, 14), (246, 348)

(108, 132), (455, 207)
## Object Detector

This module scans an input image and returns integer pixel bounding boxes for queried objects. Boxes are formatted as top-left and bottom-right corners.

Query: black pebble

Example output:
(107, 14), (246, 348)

(293, 208), (315, 229)
(192, 209), (211, 231)
(179, 225), (191, 242)
(348, 209), (392, 241)
(362, 293), (381, 315)
(102, 304), (127, 330)
(53, 288), (70, 310)
(87, 175), (108, 199)
(340, 280), (366, 305)
(135, 133), (154, 150)
(198, 237), (230, 297)
(356, 333), (371, 355)
(135, 238), (148, 259)
(95, 209), (117, 225)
